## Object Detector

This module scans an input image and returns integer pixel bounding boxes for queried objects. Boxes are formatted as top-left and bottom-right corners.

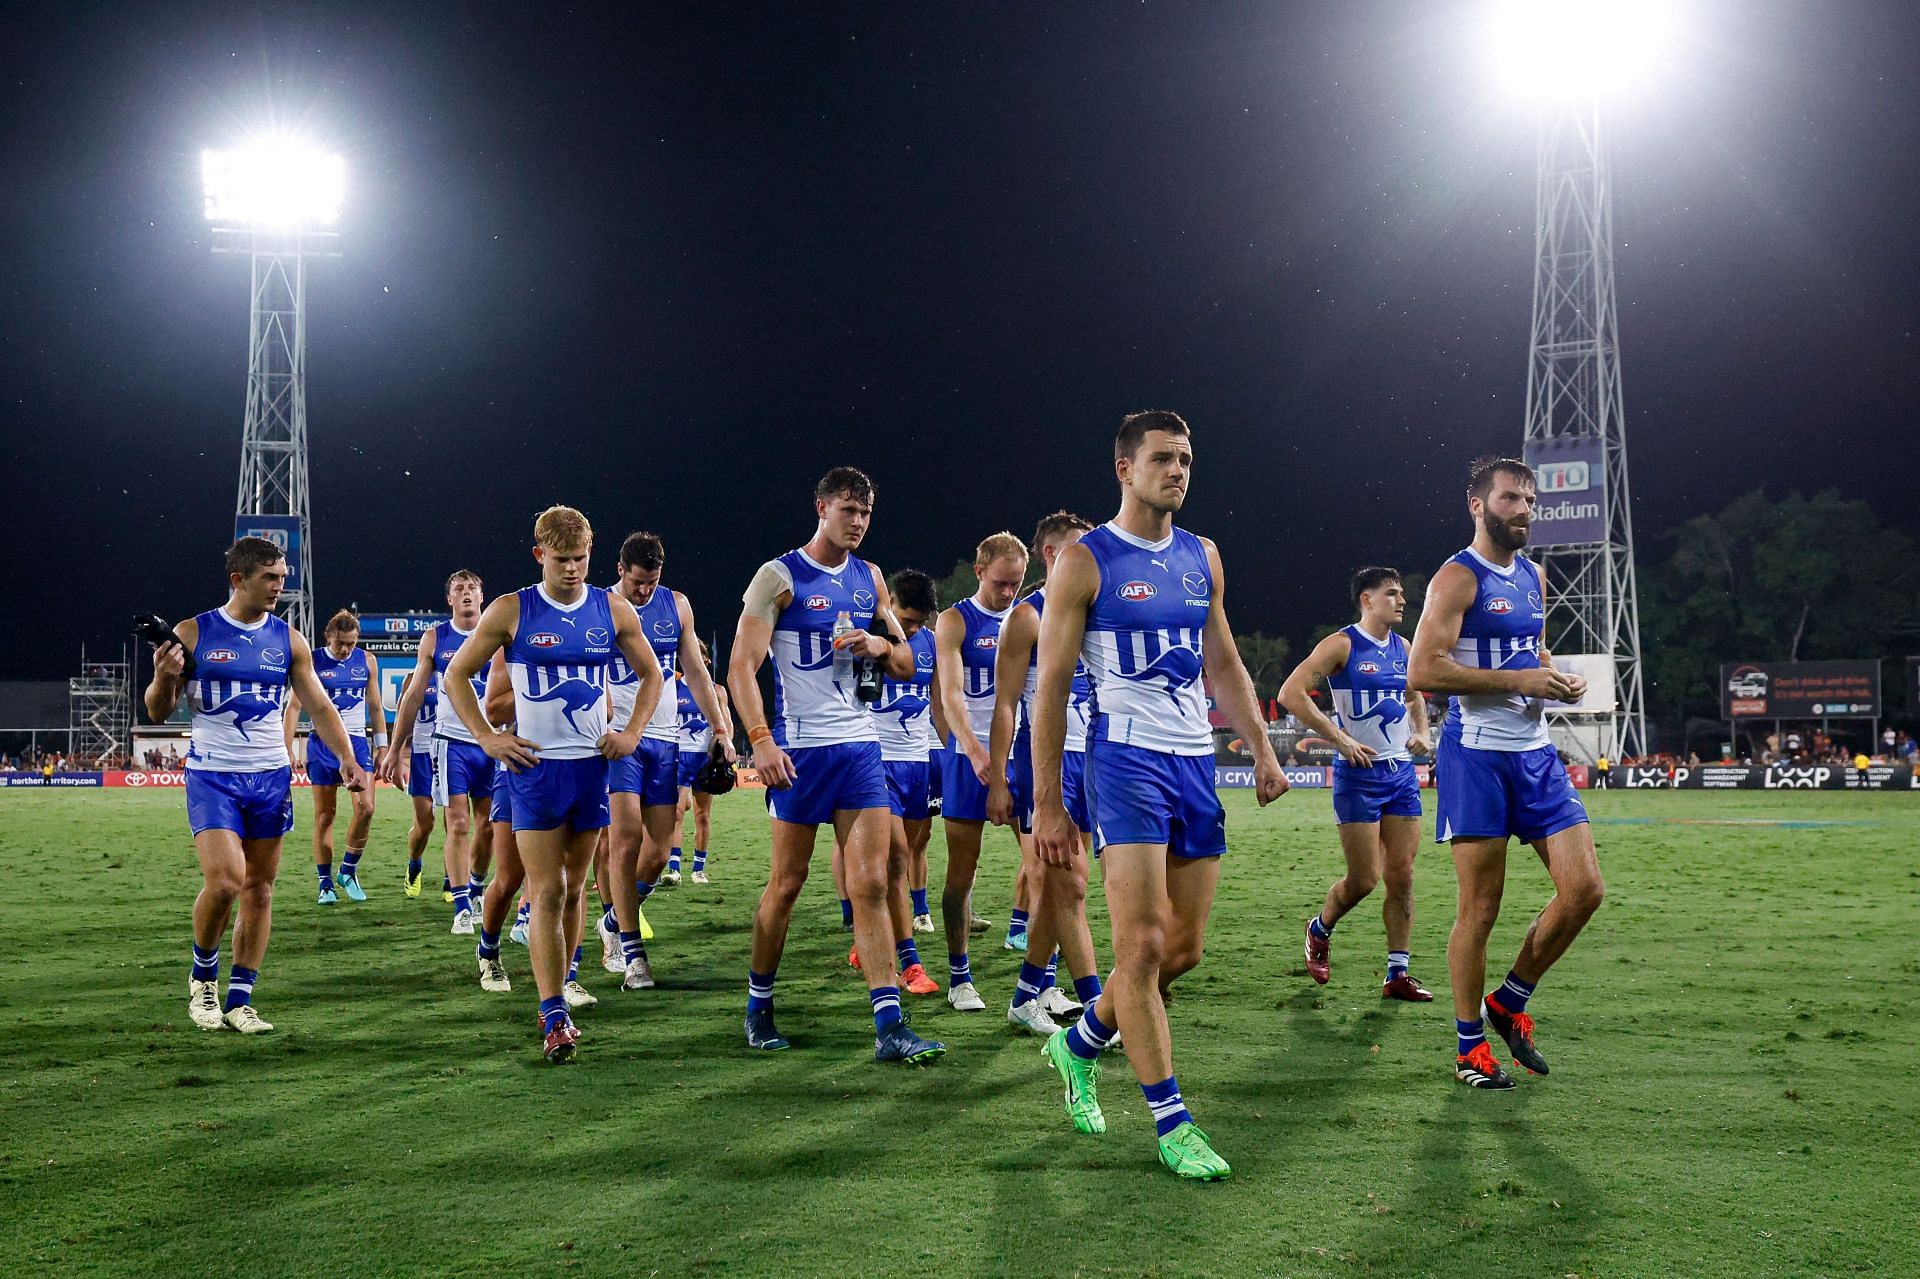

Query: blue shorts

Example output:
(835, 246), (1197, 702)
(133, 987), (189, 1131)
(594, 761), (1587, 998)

(1083, 739), (1226, 859)
(928, 743), (949, 801)
(1434, 738), (1587, 844)
(433, 737), (496, 805)
(678, 749), (706, 789)
(609, 736), (679, 806)
(186, 767), (295, 841)
(508, 756), (611, 833)
(489, 777), (512, 825)
(939, 737), (1010, 823)
(408, 749), (435, 800)
(1010, 736), (1091, 835)
(766, 741), (888, 826)
(884, 759), (932, 821)
(1332, 758), (1424, 825)
(307, 734), (372, 788)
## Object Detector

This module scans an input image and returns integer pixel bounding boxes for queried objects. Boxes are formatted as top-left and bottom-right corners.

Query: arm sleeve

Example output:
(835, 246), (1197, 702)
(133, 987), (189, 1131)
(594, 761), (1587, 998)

(740, 560), (794, 625)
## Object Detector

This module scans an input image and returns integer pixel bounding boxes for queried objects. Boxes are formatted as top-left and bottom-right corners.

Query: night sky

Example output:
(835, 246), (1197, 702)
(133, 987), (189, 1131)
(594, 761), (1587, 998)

(5, 1), (1918, 681)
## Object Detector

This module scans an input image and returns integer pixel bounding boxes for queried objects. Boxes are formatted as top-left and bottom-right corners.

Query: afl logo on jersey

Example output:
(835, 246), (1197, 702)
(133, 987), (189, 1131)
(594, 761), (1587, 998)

(803, 595), (833, 611)
(1355, 660), (1381, 674)
(972, 636), (997, 650)
(1118, 581), (1157, 602)
(1485, 597), (1514, 615)
(528, 632), (564, 649)
(205, 648), (239, 664)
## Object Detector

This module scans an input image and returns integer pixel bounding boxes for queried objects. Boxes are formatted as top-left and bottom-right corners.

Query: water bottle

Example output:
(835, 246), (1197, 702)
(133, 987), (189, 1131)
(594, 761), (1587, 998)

(832, 611), (856, 690)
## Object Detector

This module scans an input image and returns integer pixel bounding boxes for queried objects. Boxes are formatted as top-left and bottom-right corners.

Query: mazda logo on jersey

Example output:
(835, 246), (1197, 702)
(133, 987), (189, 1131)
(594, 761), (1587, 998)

(1485, 597), (1514, 614)
(1181, 572), (1208, 597)
(916, 652), (934, 668)
(803, 595), (833, 611)
(650, 620), (675, 637)
(528, 632), (564, 649)
(205, 648), (239, 664)
(1527, 591), (1542, 609)
(853, 590), (875, 609)
(1118, 581), (1157, 602)
(586, 628), (610, 646)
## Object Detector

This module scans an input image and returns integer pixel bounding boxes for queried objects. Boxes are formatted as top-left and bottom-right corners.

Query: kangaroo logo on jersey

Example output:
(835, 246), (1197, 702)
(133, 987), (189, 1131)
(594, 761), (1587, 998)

(1118, 581), (1157, 602)
(522, 678), (604, 735)
(1352, 698), (1407, 728)
(1181, 572), (1208, 598)
(876, 690), (929, 733)
(586, 627), (611, 646)
(527, 632), (564, 649)
(202, 691), (278, 739)
(1116, 644), (1204, 701)
(205, 649), (239, 664)
(803, 595), (832, 611)
(1485, 597), (1514, 615)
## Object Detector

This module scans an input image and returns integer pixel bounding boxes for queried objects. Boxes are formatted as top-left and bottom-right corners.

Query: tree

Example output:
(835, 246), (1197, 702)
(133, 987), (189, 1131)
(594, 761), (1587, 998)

(1235, 632), (1292, 704)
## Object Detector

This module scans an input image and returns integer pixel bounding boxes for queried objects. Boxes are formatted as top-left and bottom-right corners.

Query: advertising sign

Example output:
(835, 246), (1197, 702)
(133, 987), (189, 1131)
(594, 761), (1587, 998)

(1616, 763), (1914, 790)
(1720, 660), (1881, 719)
(234, 515), (303, 592)
(1547, 653), (1617, 715)
(1521, 436), (1606, 547)
(0, 772), (103, 788)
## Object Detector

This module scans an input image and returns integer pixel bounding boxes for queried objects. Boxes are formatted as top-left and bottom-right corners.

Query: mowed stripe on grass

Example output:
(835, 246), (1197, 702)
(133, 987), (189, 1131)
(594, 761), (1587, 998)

(2, 787), (1915, 1277)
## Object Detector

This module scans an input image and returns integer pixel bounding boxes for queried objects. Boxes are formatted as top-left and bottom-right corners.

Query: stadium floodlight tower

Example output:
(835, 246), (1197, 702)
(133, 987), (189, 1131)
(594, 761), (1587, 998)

(202, 137), (345, 640)
(1490, 0), (1665, 760)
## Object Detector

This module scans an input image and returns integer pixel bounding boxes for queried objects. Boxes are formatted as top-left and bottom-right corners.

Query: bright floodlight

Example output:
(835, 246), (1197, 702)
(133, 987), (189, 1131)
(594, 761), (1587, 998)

(1487, 0), (1674, 100)
(202, 140), (345, 228)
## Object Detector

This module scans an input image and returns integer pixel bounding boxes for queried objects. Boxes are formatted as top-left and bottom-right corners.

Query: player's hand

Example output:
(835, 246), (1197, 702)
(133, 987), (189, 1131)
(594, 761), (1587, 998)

(1032, 797), (1078, 867)
(376, 747), (405, 786)
(1407, 732), (1433, 758)
(152, 641), (185, 683)
(598, 727), (641, 760)
(1514, 667), (1582, 702)
(340, 759), (369, 793)
(718, 736), (738, 764)
(483, 729), (540, 773)
(1334, 733), (1378, 767)
(986, 777), (1014, 827)
(1253, 757), (1290, 806)
(752, 736), (796, 788)
(833, 630), (892, 661)
(1557, 673), (1588, 704)
(963, 740), (990, 785)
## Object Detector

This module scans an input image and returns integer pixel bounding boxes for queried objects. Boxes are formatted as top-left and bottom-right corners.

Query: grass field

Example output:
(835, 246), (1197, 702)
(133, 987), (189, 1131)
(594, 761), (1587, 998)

(3, 785), (1916, 1278)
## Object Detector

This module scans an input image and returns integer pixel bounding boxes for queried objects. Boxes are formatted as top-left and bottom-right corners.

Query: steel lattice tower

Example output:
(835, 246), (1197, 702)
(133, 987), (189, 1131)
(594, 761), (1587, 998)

(1522, 99), (1648, 758)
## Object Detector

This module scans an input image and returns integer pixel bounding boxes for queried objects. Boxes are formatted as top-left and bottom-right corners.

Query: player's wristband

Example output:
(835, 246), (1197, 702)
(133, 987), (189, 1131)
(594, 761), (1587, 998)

(371, 733), (388, 748)
(747, 724), (774, 746)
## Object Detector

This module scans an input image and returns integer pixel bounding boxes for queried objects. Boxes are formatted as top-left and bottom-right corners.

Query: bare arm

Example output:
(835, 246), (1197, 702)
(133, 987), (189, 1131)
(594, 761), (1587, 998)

(1198, 540), (1285, 804)
(445, 595), (538, 769)
(283, 689), (302, 759)
(362, 649), (388, 752)
(379, 632), (438, 777)
(483, 651), (513, 726)
(1408, 563), (1578, 700)
(1278, 631), (1374, 765)
(605, 594), (662, 755)
(288, 632), (364, 789)
(865, 568), (918, 679)
(729, 563), (797, 787)
(1030, 546), (1096, 861)
(984, 603), (1037, 824)
(934, 607), (986, 769)
(1406, 680), (1433, 755)
(143, 617), (198, 722)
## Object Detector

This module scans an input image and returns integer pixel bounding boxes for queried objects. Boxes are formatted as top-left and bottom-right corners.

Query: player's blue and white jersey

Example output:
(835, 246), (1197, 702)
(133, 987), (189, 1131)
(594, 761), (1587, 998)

(430, 621), (487, 744)
(763, 549), (880, 750)
(953, 597), (1011, 742)
(508, 585), (614, 760)
(1079, 523), (1214, 757)
(411, 671), (437, 743)
(873, 626), (936, 763)
(1327, 624), (1412, 762)
(1440, 547), (1550, 752)
(311, 646), (371, 736)
(676, 677), (714, 754)
(1021, 586), (1094, 754)
(606, 586), (674, 741)
(186, 608), (292, 772)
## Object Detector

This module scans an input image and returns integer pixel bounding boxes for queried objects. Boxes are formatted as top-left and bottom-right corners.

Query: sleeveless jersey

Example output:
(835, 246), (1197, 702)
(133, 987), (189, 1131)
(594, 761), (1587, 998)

(311, 645), (372, 736)
(186, 607), (292, 772)
(430, 622), (487, 744)
(1440, 547), (1550, 752)
(1079, 523), (1214, 757)
(872, 626), (936, 762)
(1327, 624), (1413, 762)
(952, 597), (1011, 743)
(676, 677), (714, 754)
(508, 585), (614, 759)
(1021, 586), (1094, 754)
(411, 670), (438, 744)
(606, 586), (677, 741)
(765, 549), (881, 749)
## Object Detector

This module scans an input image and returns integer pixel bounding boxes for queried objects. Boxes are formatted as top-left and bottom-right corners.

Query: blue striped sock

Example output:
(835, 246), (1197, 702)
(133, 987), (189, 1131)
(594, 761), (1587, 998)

(407, 856), (423, 880)
(636, 881), (655, 905)
(1065, 1002), (1116, 1060)
(190, 943), (219, 984)
(747, 969), (776, 1014)
(1042, 950), (1059, 991)
(840, 898), (854, 926)
(869, 985), (903, 1032)
(668, 847), (681, 871)
(477, 930), (501, 961)
(316, 863), (334, 890)
(1010, 908), (1030, 934)
(567, 946), (582, 984)
(515, 900), (531, 926)
(948, 952), (971, 988)
(1492, 970), (1536, 1015)
(1142, 1076), (1192, 1137)
(620, 931), (643, 964)
(341, 848), (363, 876)
(1073, 972), (1104, 1006)
(452, 886), (471, 915)
(1012, 961), (1048, 1008)
(1457, 1018), (1486, 1056)
(539, 995), (568, 1034)
(467, 873), (485, 904)
(1387, 951), (1410, 982)
(1309, 914), (1331, 940)
(601, 903), (619, 934)
(224, 966), (257, 1013)
(692, 848), (707, 872)
(911, 887), (929, 916)
(895, 937), (920, 972)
